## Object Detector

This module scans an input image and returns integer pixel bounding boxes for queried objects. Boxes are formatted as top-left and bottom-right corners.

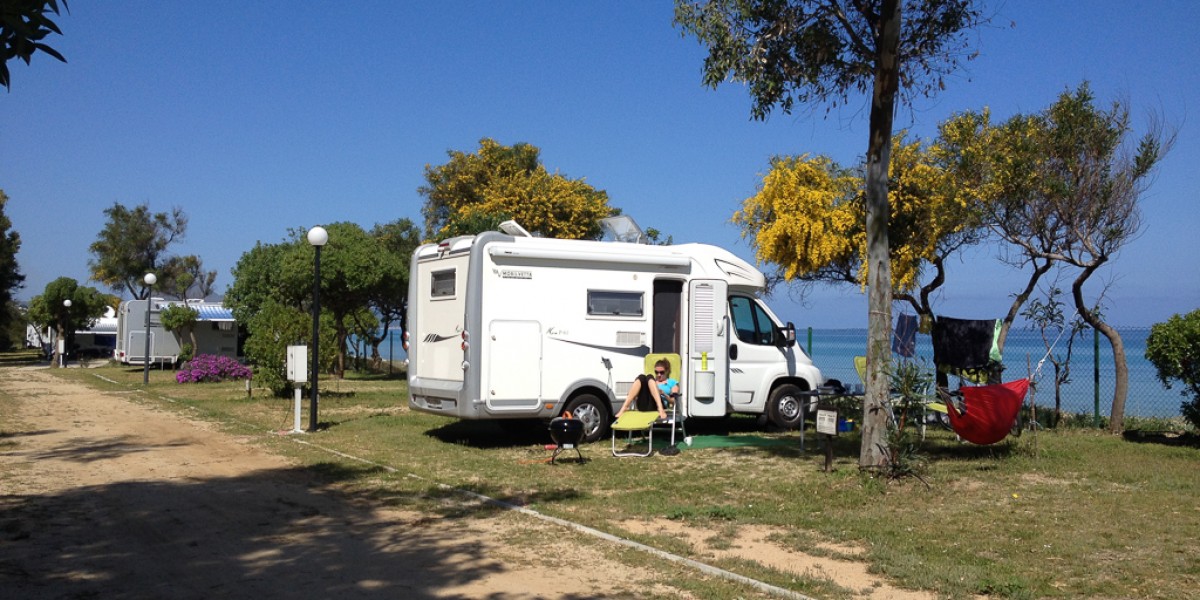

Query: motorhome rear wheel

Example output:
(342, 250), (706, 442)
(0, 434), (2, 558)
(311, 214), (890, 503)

(563, 394), (609, 443)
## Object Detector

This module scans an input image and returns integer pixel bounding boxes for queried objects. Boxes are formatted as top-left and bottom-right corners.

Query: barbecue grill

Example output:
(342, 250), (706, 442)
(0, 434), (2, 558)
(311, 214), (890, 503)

(548, 416), (586, 463)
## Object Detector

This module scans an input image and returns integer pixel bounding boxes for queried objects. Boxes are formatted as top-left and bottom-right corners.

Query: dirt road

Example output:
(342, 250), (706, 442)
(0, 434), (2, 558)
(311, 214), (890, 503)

(0, 367), (669, 599)
(1, 367), (935, 600)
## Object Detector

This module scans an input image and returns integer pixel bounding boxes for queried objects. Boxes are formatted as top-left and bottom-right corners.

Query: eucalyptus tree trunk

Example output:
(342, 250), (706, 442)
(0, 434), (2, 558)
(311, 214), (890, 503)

(1073, 265), (1127, 432)
(859, 0), (901, 469)
(335, 326), (347, 379)
(52, 324), (65, 368)
(997, 258), (1053, 352)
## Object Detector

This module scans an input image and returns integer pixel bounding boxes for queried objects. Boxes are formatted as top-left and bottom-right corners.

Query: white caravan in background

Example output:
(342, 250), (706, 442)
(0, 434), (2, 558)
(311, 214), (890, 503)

(30, 306), (119, 359)
(114, 298), (239, 366)
(406, 221), (823, 443)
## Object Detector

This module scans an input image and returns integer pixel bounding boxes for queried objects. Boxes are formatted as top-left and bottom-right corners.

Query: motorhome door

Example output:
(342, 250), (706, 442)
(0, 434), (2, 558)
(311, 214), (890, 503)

(687, 279), (728, 417)
(128, 330), (152, 363)
(485, 320), (542, 411)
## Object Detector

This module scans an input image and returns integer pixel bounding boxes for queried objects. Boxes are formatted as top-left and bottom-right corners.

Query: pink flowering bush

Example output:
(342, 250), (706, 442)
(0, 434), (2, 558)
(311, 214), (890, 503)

(176, 354), (252, 384)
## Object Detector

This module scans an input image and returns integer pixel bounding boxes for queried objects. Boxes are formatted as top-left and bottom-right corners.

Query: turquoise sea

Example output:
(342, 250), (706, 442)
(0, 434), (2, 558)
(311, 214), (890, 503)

(804, 327), (1182, 419)
(360, 326), (1183, 419)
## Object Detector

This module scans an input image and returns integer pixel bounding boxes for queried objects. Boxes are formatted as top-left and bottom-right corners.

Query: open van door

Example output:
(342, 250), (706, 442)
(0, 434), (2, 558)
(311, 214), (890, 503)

(687, 279), (728, 417)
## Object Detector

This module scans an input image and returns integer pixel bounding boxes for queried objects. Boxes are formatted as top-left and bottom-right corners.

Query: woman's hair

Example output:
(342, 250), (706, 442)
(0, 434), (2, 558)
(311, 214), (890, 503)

(655, 358), (671, 376)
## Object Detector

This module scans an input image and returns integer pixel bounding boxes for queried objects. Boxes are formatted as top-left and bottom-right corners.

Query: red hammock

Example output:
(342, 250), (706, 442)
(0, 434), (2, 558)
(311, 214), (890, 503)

(944, 379), (1029, 445)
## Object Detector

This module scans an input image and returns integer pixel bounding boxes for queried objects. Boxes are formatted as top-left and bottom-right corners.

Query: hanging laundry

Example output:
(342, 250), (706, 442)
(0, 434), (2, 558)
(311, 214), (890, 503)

(932, 317), (1002, 372)
(892, 313), (918, 358)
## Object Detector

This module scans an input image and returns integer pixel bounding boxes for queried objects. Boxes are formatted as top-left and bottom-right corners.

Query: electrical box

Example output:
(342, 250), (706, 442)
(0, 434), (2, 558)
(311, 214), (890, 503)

(286, 345), (307, 383)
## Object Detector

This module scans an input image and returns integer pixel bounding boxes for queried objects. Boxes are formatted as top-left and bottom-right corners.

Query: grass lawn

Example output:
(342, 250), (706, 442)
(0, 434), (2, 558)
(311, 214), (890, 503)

(0, 349), (44, 365)
(41, 363), (1200, 599)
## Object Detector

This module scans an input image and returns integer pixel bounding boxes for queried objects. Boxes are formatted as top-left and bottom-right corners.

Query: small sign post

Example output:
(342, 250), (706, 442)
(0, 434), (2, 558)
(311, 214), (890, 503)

(286, 345), (308, 434)
(816, 407), (838, 472)
(816, 409), (838, 435)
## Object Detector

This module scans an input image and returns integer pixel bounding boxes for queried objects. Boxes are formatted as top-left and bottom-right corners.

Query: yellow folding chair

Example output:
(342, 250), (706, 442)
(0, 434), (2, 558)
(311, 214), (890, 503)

(611, 353), (686, 457)
(611, 411), (661, 457)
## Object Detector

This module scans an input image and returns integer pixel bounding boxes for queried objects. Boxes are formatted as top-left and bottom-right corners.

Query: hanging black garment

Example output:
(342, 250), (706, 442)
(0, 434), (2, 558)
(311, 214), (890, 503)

(932, 317), (1001, 371)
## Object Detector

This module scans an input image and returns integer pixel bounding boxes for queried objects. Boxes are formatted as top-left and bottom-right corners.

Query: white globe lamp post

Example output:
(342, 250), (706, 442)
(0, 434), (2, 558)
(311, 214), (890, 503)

(60, 299), (72, 367)
(307, 226), (328, 431)
(143, 272), (157, 384)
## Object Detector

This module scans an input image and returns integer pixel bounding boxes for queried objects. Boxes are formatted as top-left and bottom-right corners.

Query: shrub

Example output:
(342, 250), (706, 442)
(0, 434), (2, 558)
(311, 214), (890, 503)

(176, 354), (252, 384)
(1145, 309), (1200, 428)
(239, 300), (336, 396)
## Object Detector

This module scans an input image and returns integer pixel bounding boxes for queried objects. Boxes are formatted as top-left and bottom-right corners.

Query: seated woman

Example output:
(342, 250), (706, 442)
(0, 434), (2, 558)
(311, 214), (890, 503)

(615, 358), (678, 421)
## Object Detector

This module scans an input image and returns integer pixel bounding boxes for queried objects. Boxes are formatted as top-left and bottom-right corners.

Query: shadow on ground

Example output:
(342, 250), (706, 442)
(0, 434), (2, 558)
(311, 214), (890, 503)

(426, 419), (555, 449)
(0, 461), (605, 599)
(426, 413), (777, 450)
(1122, 429), (1200, 448)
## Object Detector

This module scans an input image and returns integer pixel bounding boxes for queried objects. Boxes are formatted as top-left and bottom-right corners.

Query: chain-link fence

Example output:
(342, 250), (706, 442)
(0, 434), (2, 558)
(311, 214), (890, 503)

(344, 326), (1187, 422)
(345, 329), (407, 375)
(803, 325), (1186, 423)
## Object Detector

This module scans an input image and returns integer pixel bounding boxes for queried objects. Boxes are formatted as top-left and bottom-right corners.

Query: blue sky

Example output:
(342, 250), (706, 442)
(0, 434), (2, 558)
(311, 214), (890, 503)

(2, 1), (1197, 328)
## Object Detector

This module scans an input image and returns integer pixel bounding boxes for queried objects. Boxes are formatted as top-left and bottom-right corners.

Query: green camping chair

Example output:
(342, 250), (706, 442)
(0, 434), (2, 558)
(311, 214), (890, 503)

(611, 353), (686, 457)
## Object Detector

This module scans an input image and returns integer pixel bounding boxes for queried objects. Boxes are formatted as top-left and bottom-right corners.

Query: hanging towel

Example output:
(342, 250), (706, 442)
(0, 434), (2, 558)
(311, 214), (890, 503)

(892, 313), (919, 358)
(932, 317), (1002, 371)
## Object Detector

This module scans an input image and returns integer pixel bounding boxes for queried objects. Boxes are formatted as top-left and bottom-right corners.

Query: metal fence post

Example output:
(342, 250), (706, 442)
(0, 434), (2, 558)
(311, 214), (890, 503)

(1093, 327), (1101, 428)
(807, 326), (813, 357)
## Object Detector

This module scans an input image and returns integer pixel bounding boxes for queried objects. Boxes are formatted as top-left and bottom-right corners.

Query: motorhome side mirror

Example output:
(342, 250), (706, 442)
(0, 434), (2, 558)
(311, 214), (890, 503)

(777, 322), (797, 347)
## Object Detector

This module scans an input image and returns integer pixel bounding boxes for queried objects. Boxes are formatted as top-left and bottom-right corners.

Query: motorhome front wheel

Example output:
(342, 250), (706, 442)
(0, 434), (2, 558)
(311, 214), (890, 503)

(767, 384), (807, 430)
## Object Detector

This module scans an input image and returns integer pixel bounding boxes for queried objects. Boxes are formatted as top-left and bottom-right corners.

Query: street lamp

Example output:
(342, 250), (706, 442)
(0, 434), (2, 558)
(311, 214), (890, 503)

(143, 272), (157, 384)
(307, 226), (328, 431)
(60, 299), (72, 368)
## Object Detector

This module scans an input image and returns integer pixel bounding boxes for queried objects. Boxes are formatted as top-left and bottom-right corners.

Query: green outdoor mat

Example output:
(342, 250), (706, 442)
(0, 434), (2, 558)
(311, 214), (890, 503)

(676, 435), (797, 450)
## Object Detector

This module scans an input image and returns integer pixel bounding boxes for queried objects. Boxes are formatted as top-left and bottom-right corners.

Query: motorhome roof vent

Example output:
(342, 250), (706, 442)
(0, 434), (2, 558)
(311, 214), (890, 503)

(599, 216), (648, 244)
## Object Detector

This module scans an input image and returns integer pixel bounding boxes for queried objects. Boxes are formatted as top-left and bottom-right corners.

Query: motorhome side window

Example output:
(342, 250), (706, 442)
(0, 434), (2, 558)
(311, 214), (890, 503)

(431, 270), (456, 298)
(587, 290), (643, 317)
(729, 296), (775, 345)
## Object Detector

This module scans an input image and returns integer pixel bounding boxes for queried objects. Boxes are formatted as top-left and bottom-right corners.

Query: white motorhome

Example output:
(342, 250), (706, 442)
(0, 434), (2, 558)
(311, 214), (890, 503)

(406, 222), (823, 442)
(114, 298), (239, 365)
